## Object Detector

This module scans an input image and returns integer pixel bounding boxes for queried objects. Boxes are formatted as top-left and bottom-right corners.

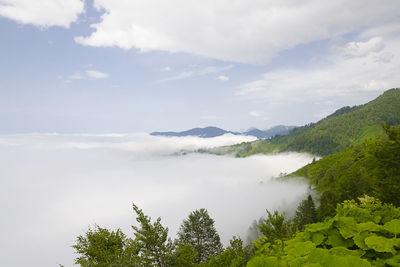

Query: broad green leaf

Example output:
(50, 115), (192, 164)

(336, 217), (358, 239)
(386, 255), (400, 267)
(357, 222), (383, 232)
(286, 241), (315, 257)
(373, 215), (382, 224)
(329, 247), (361, 257)
(325, 255), (371, 267)
(308, 248), (330, 263)
(311, 232), (325, 245)
(384, 219), (400, 235)
(364, 235), (396, 253)
(287, 257), (307, 267)
(246, 256), (279, 267)
(306, 222), (330, 233)
(353, 232), (371, 250)
(326, 229), (354, 248)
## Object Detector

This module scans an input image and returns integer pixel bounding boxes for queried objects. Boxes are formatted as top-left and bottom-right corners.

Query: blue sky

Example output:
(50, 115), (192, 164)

(1, 0), (400, 133)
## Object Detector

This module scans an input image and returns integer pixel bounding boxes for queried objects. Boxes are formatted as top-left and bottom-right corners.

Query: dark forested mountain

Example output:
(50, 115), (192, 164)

(244, 125), (296, 138)
(151, 126), (238, 138)
(211, 88), (400, 157)
(151, 125), (296, 139)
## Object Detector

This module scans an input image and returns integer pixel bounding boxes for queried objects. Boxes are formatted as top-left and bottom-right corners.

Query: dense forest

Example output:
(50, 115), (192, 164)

(211, 89), (400, 157)
(69, 89), (400, 266)
(290, 123), (400, 219)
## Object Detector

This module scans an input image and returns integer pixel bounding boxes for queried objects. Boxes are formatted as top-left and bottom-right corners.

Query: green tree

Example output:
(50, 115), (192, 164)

(131, 203), (173, 266)
(373, 123), (400, 206)
(294, 195), (317, 230)
(167, 244), (198, 267)
(72, 225), (134, 266)
(257, 210), (296, 243)
(177, 208), (223, 263)
(206, 236), (253, 267)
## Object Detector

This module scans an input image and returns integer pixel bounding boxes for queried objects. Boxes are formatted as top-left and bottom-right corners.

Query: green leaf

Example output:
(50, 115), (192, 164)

(384, 219), (400, 235)
(336, 217), (358, 239)
(308, 248), (370, 267)
(373, 215), (382, 224)
(303, 264), (323, 267)
(326, 229), (354, 248)
(246, 256), (279, 267)
(357, 222), (383, 232)
(386, 255), (400, 267)
(325, 255), (371, 267)
(287, 256), (307, 267)
(286, 241), (316, 257)
(364, 235), (396, 253)
(353, 232), (371, 250)
(308, 248), (331, 264)
(306, 222), (331, 233)
(329, 247), (361, 257)
(311, 232), (326, 245)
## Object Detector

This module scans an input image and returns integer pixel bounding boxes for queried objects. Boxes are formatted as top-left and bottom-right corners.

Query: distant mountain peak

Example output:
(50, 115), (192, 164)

(151, 125), (296, 139)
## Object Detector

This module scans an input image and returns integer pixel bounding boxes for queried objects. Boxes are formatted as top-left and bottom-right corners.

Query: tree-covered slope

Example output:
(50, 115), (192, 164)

(290, 123), (400, 219)
(212, 88), (400, 157)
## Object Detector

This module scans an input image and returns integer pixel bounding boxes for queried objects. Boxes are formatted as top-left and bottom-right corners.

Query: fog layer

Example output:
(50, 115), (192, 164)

(0, 133), (313, 266)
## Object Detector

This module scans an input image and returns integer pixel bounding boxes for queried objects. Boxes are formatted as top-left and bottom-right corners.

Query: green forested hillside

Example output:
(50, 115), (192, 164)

(212, 88), (400, 157)
(291, 123), (400, 219)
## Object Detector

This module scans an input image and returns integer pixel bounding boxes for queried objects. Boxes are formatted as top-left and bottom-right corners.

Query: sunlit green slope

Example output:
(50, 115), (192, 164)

(211, 88), (400, 157)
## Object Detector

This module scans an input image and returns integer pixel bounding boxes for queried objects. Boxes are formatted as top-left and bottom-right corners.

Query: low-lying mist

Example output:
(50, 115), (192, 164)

(0, 133), (313, 266)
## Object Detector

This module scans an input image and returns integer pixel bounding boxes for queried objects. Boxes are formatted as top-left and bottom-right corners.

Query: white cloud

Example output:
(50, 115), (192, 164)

(375, 52), (395, 63)
(249, 111), (261, 117)
(61, 69), (110, 82)
(217, 75), (229, 81)
(75, 0), (400, 64)
(162, 66), (171, 71)
(236, 31), (400, 103)
(158, 64), (233, 82)
(85, 70), (109, 79)
(0, 0), (84, 28)
(339, 37), (385, 58)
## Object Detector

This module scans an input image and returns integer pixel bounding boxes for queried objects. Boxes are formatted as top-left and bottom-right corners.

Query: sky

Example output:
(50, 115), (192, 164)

(1, 0), (400, 133)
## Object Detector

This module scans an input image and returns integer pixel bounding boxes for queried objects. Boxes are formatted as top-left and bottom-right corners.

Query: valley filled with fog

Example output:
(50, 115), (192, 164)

(0, 133), (314, 266)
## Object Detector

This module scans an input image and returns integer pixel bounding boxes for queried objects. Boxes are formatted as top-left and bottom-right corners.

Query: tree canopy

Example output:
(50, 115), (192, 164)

(177, 208), (223, 263)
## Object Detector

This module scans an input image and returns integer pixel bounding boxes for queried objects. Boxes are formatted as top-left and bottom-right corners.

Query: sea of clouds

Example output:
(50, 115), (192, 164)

(0, 133), (314, 266)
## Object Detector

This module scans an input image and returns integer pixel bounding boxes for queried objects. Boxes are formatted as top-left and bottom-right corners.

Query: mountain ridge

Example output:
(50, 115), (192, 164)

(150, 125), (296, 139)
(210, 88), (400, 157)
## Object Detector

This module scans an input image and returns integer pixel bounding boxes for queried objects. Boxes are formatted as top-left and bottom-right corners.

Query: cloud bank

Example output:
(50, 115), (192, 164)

(0, 0), (84, 28)
(0, 133), (313, 266)
(236, 31), (400, 104)
(85, 70), (109, 79)
(74, 0), (400, 64)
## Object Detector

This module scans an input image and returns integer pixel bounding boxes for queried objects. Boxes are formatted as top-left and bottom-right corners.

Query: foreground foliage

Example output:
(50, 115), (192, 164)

(249, 196), (400, 267)
(73, 205), (252, 266)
